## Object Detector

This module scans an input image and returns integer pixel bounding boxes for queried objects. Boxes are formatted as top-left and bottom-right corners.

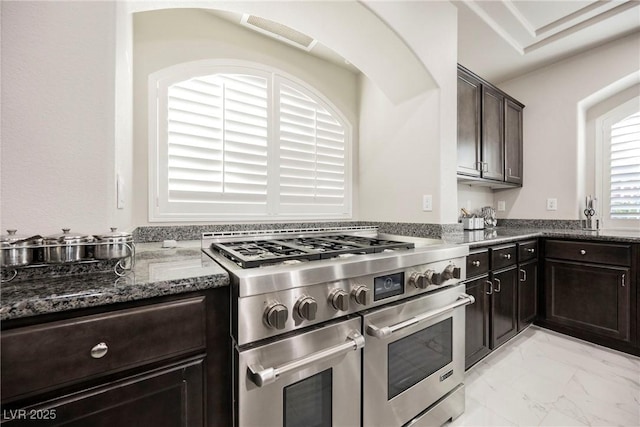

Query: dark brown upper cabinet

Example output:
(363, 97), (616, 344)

(457, 64), (524, 189)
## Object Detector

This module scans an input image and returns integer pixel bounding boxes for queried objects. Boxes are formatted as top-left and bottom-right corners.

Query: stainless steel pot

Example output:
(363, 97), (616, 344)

(43, 229), (93, 263)
(1, 230), (42, 267)
(94, 228), (133, 260)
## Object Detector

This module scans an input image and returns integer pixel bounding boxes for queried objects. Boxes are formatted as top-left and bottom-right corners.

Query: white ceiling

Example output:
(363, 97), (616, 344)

(454, 0), (640, 83)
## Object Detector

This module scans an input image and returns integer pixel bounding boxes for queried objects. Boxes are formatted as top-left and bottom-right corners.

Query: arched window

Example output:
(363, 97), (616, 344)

(596, 97), (640, 229)
(149, 61), (352, 221)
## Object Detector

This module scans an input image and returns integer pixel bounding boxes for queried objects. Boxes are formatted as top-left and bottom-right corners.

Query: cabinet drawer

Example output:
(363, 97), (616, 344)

(1, 296), (206, 401)
(491, 244), (517, 270)
(518, 240), (538, 263)
(466, 249), (489, 278)
(545, 240), (631, 266)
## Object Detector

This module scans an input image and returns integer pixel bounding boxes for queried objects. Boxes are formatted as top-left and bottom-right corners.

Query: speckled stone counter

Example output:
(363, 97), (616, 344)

(442, 227), (640, 248)
(0, 241), (229, 321)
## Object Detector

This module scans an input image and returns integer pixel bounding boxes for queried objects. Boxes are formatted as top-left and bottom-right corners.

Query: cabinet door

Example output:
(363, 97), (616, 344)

(545, 260), (631, 342)
(504, 98), (523, 185)
(518, 261), (538, 331)
(457, 69), (482, 177)
(491, 267), (518, 348)
(481, 86), (505, 181)
(2, 359), (204, 427)
(465, 276), (491, 369)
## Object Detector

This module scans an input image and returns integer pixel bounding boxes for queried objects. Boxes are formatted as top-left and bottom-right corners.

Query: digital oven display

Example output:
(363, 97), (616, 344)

(373, 272), (404, 301)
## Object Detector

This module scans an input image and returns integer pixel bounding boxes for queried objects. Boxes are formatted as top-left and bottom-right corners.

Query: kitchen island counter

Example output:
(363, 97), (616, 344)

(0, 241), (229, 321)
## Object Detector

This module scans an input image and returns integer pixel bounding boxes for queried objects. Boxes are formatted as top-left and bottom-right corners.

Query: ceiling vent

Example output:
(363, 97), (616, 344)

(241, 14), (318, 52)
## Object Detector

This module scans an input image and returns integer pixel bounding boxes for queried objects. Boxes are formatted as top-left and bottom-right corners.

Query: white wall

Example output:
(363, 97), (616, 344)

(495, 33), (640, 220)
(1, 1), (459, 235)
(0, 1), (122, 235)
(132, 8), (359, 226)
(358, 1), (459, 224)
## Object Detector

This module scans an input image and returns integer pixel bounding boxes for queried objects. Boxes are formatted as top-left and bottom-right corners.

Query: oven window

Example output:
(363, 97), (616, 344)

(388, 318), (452, 399)
(284, 369), (332, 427)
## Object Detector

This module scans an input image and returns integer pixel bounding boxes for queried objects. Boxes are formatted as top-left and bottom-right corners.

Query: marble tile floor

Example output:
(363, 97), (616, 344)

(449, 326), (640, 426)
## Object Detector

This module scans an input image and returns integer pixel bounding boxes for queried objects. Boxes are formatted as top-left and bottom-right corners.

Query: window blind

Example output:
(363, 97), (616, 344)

(609, 111), (640, 220)
(278, 83), (346, 208)
(167, 74), (269, 205)
(154, 66), (351, 221)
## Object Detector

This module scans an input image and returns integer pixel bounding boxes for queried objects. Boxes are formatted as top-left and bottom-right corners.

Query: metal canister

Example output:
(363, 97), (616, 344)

(0, 230), (42, 267)
(43, 229), (93, 263)
(93, 228), (133, 260)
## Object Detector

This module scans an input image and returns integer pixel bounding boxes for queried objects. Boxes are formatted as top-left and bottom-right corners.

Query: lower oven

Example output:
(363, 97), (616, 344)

(235, 316), (364, 427)
(362, 283), (474, 427)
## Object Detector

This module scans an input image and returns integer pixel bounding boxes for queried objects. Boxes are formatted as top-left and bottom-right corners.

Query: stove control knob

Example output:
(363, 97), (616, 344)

(442, 264), (461, 281)
(424, 269), (437, 284)
(329, 289), (350, 311)
(430, 271), (443, 286)
(296, 296), (318, 321)
(352, 285), (370, 306)
(264, 302), (288, 330)
(409, 272), (428, 289)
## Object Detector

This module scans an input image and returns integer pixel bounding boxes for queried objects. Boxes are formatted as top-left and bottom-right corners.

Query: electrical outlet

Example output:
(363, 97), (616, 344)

(546, 198), (557, 211)
(497, 201), (506, 212)
(422, 195), (433, 212)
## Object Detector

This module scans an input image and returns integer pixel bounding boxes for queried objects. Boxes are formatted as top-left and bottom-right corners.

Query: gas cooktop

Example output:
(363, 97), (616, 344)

(209, 234), (415, 268)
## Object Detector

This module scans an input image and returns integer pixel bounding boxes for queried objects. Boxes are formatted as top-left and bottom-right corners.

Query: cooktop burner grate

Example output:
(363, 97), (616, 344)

(210, 234), (415, 268)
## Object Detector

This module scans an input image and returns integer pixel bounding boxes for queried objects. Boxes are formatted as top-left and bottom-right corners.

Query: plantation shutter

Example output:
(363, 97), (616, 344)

(150, 63), (352, 221)
(166, 74), (269, 210)
(278, 82), (347, 213)
(609, 111), (640, 220)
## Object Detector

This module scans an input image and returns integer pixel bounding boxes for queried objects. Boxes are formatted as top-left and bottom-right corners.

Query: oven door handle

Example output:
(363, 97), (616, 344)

(366, 293), (475, 339)
(247, 330), (365, 387)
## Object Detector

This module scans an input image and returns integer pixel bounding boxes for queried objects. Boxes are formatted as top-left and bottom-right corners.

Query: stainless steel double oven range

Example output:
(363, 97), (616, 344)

(202, 227), (473, 427)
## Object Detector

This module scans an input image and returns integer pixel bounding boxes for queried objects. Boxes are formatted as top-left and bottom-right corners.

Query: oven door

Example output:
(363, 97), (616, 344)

(362, 284), (474, 427)
(235, 317), (363, 427)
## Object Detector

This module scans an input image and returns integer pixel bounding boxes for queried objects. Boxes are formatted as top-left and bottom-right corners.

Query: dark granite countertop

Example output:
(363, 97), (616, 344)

(3, 226), (638, 322)
(0, 241), (229, 321)
(443, 227), (640, 248)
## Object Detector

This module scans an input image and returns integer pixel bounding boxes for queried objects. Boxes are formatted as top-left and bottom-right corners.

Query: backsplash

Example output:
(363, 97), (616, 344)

(496, 219), (582, 229)
(133, 221), (463, 243)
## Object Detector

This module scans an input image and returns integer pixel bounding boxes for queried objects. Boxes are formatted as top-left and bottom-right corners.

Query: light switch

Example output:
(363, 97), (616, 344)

(117, 174), (125, 209)
(422, 195), (433, 212)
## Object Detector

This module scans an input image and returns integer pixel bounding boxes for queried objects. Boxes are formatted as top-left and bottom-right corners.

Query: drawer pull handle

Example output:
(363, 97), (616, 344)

(502, 253), (512, 260)
(472, 260), (481, 267)
(622, 274), (626, 287)
(526, 248), (535, 254)
(485, 280), (493, 295)
(90, 342), (108, 359)
(494, 278), (501, 293)
(520, 269), (527, 282)
(580, 250), (586, 255)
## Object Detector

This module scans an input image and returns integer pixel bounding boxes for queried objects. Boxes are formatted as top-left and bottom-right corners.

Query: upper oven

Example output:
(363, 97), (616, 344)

(235, 316), (363, 427)
(361, 283), (474, 427)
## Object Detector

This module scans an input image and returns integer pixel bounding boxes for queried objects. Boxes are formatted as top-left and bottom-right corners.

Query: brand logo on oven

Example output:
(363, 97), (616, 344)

(440, 370), (454, 382)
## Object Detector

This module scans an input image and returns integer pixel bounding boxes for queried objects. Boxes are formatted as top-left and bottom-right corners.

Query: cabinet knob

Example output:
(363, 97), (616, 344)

(502, 253), (512, 260)
(90, 342), (108, 359)
(526, 248), (535, 254)
(580, 249), (586, 255)
(472, 260), (481, 267)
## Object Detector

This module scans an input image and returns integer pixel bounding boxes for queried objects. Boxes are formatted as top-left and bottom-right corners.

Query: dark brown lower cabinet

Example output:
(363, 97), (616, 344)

(465, 275), (491, 369)
(545, 260), (631, 342)
(518, 260), (538, 331)
(2, 358), (204, 427)
(491, 267), (518, 348)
